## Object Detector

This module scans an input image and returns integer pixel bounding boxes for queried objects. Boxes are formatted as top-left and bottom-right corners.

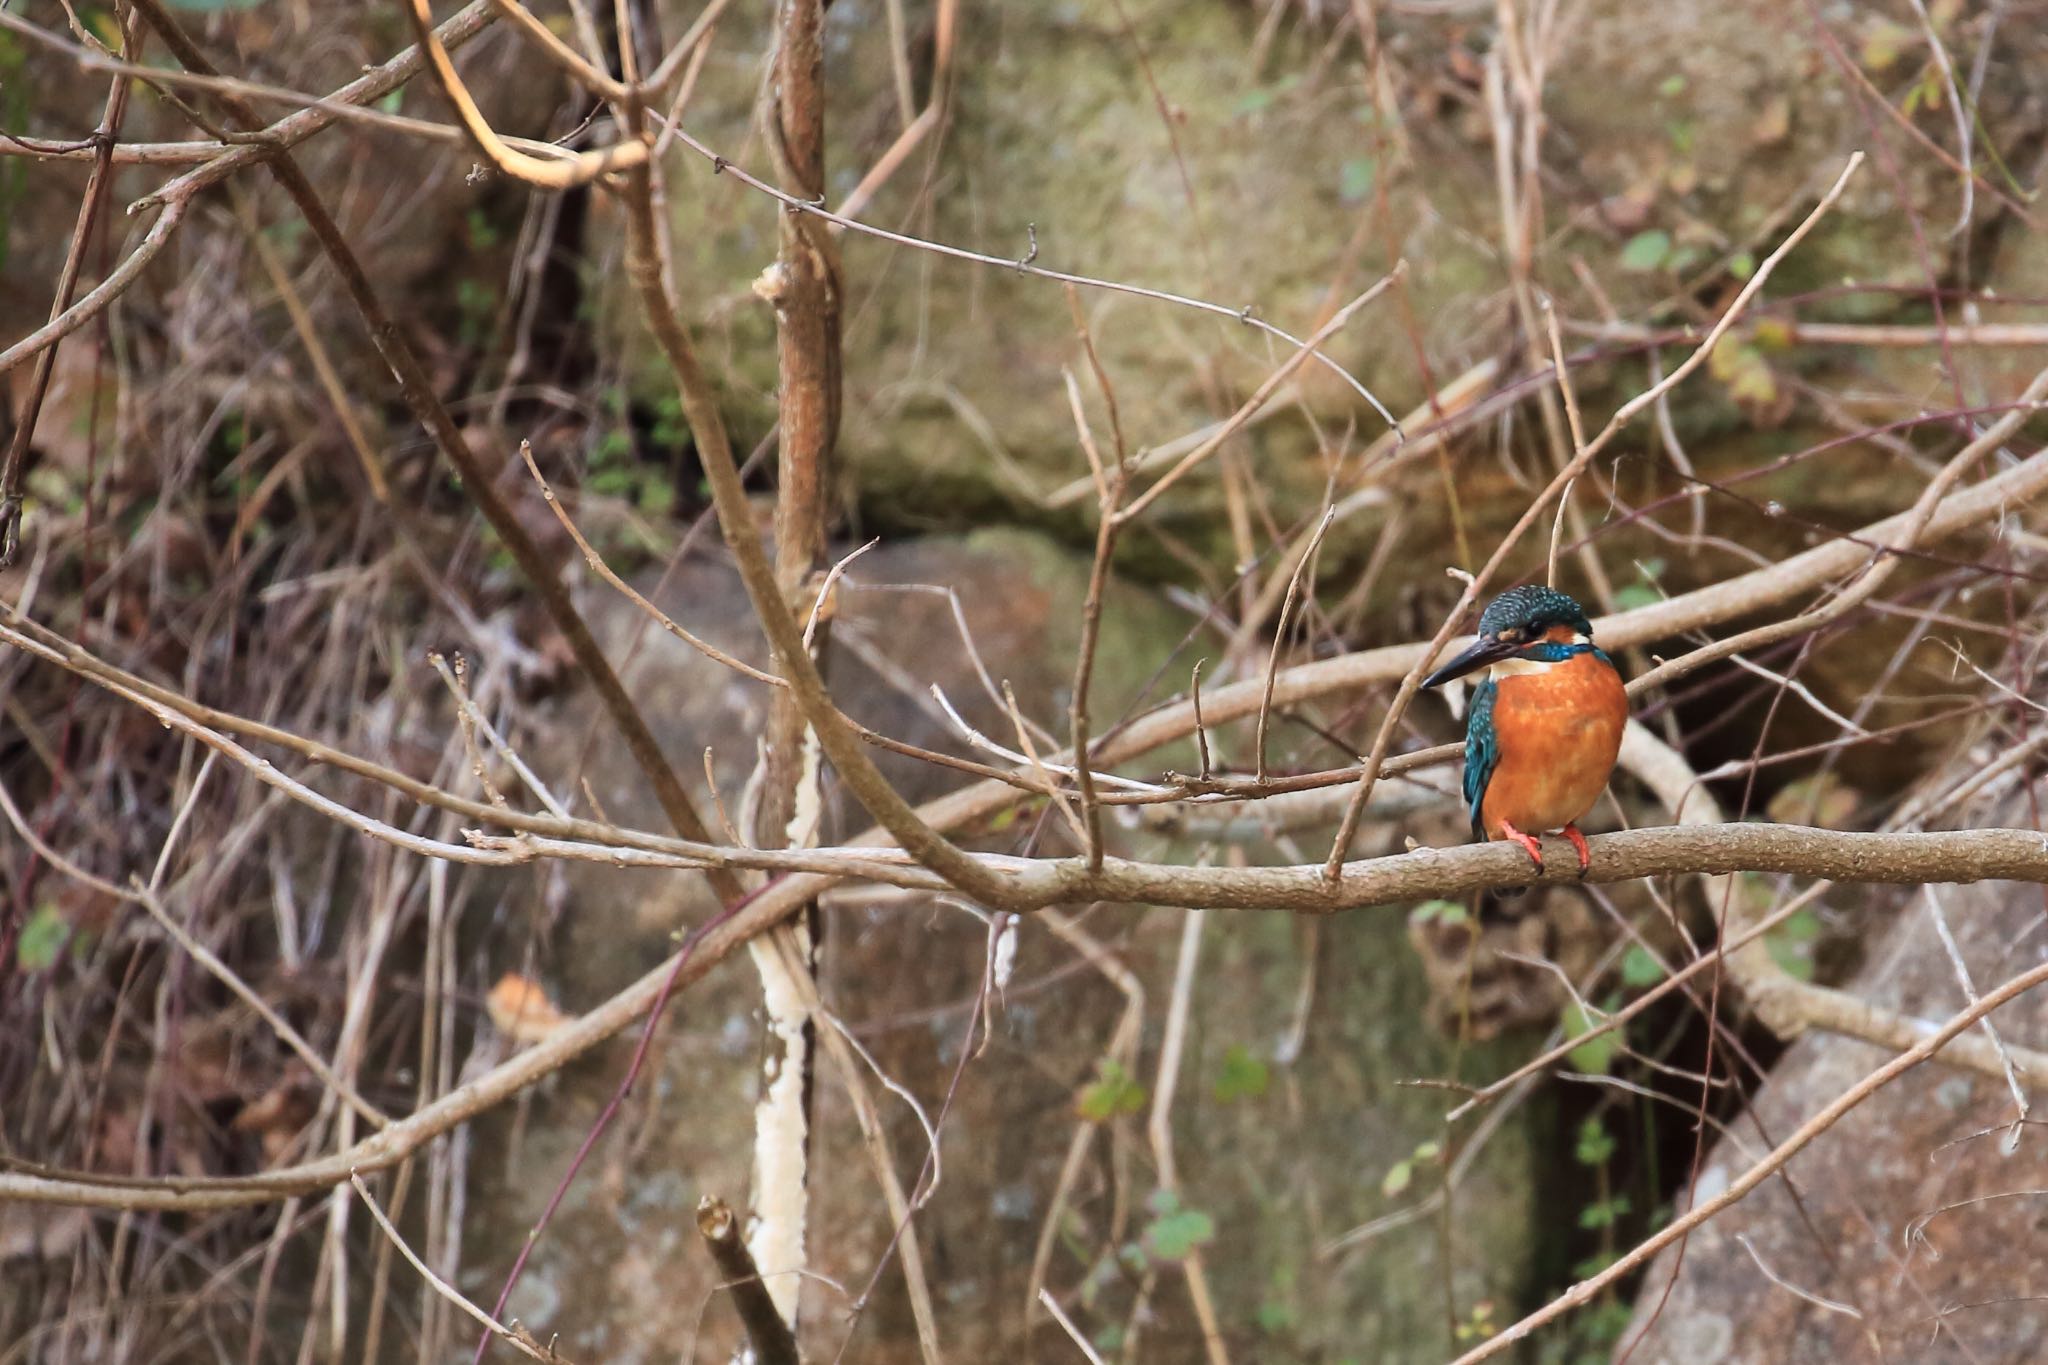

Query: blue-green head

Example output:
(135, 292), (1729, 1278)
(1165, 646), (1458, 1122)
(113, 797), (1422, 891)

(1422, 585), (1598, 688)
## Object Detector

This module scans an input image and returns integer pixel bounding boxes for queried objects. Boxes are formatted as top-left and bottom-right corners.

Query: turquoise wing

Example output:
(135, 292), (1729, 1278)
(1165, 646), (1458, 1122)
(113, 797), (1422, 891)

(1462, 677), (1499, 843)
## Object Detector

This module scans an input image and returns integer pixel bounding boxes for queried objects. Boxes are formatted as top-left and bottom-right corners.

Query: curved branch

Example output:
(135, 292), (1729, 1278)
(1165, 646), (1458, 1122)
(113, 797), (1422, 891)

(0, 197), (187, 376)
(405, 0), (649, 190)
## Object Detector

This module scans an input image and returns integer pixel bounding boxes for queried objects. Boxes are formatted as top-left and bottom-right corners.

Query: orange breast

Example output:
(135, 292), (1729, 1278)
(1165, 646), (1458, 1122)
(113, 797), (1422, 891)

(1479, 652), (1627, 839)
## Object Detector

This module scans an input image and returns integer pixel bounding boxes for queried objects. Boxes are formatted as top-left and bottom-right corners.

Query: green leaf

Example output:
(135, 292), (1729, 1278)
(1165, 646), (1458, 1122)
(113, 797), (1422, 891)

(1213, 1044), (1270, 1103)
(1619, 230), (1672, 273)
(1665, 244), (1705, 276)
(1574, 1115), (1617, 1168)
(1657, 74), (1688, 98)
(1578, 1194), (1631, 1229)
(1338, 156), (1377, 204)
(1572, 1249), (1620, 1280)
(589, 467), (638, 496)
(1729, 250), (1757, 281)
(1620, 944), (1666, 987)
(165, 0), (266, 10)
(16, 904), (69, 972)
(1383, 1138), (1442, 1198)
(1234, 88), (1278, 117)
(1562, 1000), (1620, 1075)
(638, 479), (676, 518)
(1143, 1206), (1215, 1260)
(1611, 583), (1661, 611)
(465, 207), (503, 251)
(1411, 898), (1466, 926)
(1766, 907), (1821, 982)
(1076, 1058), (1146, 1122)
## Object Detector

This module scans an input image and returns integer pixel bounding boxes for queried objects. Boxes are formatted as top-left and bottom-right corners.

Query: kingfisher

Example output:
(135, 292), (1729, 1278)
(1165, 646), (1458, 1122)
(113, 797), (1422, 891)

(1421, 585), (1626, 879)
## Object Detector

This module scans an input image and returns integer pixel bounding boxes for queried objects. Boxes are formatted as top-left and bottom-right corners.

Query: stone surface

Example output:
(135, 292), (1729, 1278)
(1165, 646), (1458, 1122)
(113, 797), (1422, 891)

(1623, 789), (2048, 1363)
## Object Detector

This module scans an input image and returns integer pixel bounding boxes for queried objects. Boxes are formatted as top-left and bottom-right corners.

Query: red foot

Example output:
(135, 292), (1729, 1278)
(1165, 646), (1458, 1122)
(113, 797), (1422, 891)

(1562, 823), (1592, 878)
(1497, 819), (1545, 874)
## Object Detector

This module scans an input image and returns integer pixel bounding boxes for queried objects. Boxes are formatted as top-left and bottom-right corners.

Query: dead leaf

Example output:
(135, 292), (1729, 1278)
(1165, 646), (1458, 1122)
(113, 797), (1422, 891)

(231, 1080), (317, 1163)
(1860, 19), (1917, 73)
(487, 972), (571, 1045)
(1750, 95), (1791, 148)
(1768, 772), (1862, 830)
(1708, 335), (1782, 416)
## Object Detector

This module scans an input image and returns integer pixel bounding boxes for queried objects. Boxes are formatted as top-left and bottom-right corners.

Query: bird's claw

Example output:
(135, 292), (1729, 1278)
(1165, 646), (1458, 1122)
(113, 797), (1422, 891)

(1498, 819), (1545, 875)
(1562, 824), (1592, 879)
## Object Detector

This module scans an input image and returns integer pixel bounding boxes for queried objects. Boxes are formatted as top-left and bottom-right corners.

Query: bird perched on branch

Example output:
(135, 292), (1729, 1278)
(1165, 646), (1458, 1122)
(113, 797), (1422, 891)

(1422, 585), (1626, 880)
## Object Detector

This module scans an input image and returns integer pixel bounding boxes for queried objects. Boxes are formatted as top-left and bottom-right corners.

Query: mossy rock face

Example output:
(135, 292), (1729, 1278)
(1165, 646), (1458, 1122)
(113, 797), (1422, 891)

(621, 0), (2041, 607)
(628, 1), (1496, 539)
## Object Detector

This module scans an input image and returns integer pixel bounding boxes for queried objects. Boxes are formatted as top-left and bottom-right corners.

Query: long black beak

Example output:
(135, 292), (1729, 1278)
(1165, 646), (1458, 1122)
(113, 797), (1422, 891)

(1421, 636), (1514, 688)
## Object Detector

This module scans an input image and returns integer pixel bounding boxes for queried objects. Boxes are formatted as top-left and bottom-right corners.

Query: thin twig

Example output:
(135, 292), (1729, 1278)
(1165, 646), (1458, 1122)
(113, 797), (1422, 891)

(1037, 1289), (1109, 1365)
(515, 440), (784, 687)
(351, 1173), (566, 1363)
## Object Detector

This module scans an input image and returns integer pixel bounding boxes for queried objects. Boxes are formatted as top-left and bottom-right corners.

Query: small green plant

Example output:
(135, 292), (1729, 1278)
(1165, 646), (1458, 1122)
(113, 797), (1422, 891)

(1454, 1299), (1497, 1343)
(1213, 1043), (1269, 1103)
(1410, 898), (1469, 928)
(1611, 557), (1666, 612)
(465, 205), (503, 251)
(1619, 229), (1672, 274)
(1557, 1114), (1637, 1358)
(1075, 1057), (1145, 1122)
(1338, 156), (1376, 204)
(15, 904), (71, 972)
(1562, 997), (1623, 1075)
(1766, 904), (1823, 981)
(1380, 1138), (1442, 1199)
(1620, 943), (1667, 987)
(455, 277), (497, 349)
(1138, 1189), (1215, 1262)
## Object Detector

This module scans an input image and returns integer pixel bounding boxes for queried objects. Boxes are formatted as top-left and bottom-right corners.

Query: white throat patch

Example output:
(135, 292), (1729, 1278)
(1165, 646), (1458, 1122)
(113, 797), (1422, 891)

(1489, 655), (1558, 677)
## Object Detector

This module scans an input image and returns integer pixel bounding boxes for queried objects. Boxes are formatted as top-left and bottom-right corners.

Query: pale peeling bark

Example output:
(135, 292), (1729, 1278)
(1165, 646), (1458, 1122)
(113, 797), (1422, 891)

(743, 924), (814, 1328)
(741, 729), (825, 1331)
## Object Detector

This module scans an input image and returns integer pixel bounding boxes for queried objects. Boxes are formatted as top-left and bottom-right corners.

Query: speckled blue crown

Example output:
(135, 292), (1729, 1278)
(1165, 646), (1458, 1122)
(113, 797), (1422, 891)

(1477, 584), (1594, 637)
